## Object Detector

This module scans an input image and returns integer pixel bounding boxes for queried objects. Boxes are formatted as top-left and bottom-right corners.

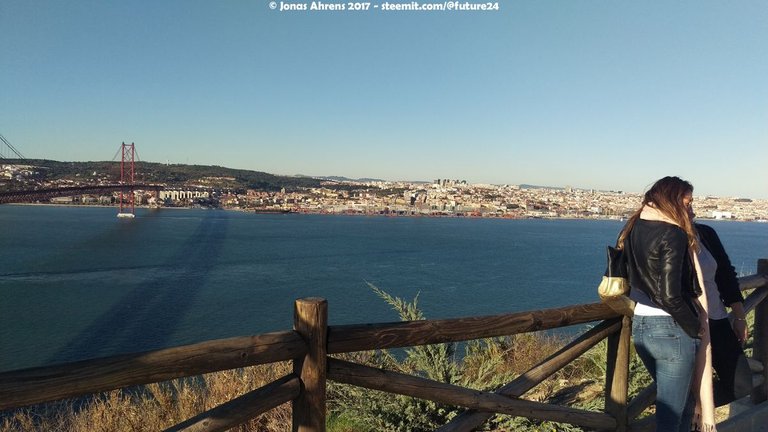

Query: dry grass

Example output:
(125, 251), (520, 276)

(1, 335), (584, 432)
(1, 362), (292, 432)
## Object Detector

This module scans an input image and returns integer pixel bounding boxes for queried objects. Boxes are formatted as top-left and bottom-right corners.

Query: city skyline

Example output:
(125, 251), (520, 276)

(2, 1), (767, 198)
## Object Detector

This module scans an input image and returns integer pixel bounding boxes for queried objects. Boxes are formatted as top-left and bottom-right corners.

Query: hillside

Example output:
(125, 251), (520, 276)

(5, 159), (325, 192)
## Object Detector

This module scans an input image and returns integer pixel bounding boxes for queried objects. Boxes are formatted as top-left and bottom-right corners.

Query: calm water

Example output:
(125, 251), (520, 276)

(1, 205), (766, 372)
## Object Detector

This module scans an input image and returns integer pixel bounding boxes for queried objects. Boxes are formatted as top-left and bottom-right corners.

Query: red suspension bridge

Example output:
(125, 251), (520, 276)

(0, 141), (163, 215)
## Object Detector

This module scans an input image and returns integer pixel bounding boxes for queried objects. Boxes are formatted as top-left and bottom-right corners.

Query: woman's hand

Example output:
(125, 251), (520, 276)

(730, 301), (749, 346)
(732, 318), (749, 346)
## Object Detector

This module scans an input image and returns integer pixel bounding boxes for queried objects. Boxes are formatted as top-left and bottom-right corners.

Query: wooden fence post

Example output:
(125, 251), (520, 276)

(754, 259), (768, 403)
(604, 316), (631, 431)
(293, 298), (328, 432)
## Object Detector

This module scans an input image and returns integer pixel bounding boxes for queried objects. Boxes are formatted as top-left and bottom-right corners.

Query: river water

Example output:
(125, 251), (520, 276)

(1, 205), (766, 372)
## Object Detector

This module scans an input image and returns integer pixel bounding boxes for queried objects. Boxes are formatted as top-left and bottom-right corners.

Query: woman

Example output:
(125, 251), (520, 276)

(617, 176), (706, 432)
(692, 218), (752, 406)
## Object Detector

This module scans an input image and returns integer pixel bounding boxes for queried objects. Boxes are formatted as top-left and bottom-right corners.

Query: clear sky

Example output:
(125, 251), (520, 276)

(2, 1), (767, 198)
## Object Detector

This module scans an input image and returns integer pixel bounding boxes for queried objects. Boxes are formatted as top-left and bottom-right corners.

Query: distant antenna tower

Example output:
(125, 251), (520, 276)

(0, 134), (26, 160)
(117, 142), (136, 218)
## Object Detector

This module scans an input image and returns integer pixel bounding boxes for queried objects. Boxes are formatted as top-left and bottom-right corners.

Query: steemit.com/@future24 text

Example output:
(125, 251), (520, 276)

(269, 1), (501, 12)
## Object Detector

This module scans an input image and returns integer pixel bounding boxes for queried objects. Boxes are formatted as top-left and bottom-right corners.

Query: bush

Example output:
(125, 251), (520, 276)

(328, 284), (616, 432)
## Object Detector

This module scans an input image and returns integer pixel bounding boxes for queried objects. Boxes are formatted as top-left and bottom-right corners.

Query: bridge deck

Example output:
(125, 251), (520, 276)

(0, 184), (163, 204)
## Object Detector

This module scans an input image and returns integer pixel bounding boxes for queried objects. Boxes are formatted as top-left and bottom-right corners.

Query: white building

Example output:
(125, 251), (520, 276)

(712, 211), (733, 220)
(158, 189), (210, 202)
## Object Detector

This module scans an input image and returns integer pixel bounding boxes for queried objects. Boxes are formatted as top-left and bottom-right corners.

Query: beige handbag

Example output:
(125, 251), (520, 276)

(597, 246), (635, 316)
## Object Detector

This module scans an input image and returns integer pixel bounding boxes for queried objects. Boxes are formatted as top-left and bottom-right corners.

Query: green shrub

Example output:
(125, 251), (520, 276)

(328, 284), (620, 432)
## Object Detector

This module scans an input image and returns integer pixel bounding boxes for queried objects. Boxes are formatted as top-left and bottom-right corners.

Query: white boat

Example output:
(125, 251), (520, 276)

(117, 212), (136, 219)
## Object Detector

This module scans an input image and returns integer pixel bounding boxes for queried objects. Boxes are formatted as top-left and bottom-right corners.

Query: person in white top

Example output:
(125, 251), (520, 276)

(689, 209), (752, 406)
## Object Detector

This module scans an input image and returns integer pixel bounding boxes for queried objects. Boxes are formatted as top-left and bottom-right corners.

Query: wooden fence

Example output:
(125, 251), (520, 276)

(1, 259), (767, 432)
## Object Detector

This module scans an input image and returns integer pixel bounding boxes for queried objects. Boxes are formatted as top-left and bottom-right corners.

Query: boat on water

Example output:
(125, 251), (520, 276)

(117, 212), (135, 219)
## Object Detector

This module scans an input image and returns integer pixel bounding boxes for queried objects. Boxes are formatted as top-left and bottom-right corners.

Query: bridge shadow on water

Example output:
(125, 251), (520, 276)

(49, 211), (229, 365)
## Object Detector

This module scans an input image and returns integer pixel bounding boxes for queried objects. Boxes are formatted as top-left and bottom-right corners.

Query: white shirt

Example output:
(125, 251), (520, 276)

(696, 243), (729, 320)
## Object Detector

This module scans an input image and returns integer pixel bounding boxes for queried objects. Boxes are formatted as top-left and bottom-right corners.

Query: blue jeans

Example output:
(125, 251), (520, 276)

(632, 316), (699, 432)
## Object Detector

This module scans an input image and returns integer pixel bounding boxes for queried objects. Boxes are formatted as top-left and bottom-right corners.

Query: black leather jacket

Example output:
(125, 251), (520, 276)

(696, 223), (744, 307)
(625, 219), (702, 338)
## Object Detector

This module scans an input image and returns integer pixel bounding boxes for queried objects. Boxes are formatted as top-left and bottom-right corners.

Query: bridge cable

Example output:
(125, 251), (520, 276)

(110, 144), (142, 162)
(0, 134), (26, 160)
(110, 146), (122, 162)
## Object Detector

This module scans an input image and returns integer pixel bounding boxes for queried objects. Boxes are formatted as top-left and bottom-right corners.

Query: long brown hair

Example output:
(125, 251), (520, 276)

(617, 176), (698, 251)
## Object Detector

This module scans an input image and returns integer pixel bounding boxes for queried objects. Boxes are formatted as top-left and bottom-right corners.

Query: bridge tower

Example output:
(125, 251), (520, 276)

(117, 142), (136, 218)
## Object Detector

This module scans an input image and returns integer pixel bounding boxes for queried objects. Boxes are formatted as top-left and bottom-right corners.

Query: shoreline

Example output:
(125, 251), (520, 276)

(2, 202), (764, 223)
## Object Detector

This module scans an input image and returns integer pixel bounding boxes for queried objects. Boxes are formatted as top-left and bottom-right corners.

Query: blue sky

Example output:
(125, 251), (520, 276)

(2, 1), (767, 198)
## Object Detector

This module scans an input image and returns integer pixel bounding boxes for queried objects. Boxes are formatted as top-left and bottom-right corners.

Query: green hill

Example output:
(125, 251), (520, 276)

(5, 159), (325, 192)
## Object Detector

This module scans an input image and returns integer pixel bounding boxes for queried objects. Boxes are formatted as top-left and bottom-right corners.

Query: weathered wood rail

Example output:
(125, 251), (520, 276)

(1, 260), (767, 432)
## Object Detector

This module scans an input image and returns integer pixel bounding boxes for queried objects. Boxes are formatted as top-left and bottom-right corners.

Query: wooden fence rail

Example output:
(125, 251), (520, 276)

(1, 259), (766, 431)
(0, 331), (307, 410)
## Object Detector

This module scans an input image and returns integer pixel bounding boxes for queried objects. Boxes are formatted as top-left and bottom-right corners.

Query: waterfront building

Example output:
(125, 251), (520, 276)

(158, 189), (211, 203)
